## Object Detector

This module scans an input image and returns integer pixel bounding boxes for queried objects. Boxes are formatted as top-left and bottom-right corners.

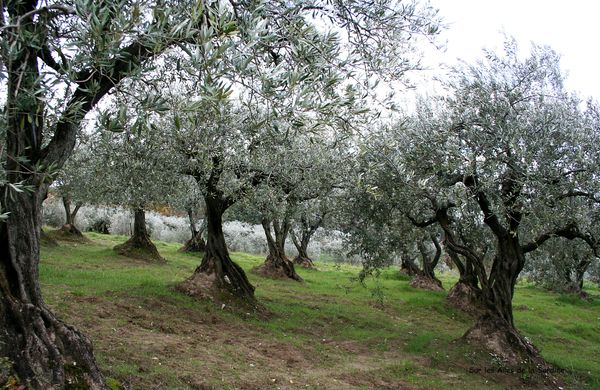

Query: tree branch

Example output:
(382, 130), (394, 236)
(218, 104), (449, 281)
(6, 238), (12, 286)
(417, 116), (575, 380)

(522, 222), (599, 256)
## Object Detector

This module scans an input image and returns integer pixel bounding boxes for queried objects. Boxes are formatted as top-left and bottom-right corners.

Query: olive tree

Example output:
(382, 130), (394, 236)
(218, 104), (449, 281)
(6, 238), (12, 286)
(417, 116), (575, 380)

(525, 200), (599, 296)
(400, 41), (600, 365)
(1, 0), (440, 385)
(0, 0), (232, 386)
(87, 119), (181, 262)
(171, 176), (207, 253)
(51, 141), (97, 239)
(249, 130), (352, 279)
(342, 142), (447, 291)
(164, 0), (442, 304)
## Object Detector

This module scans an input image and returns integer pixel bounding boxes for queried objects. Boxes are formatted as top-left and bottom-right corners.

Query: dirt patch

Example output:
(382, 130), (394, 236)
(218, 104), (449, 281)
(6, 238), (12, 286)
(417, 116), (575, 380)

(252, 256), (302, 282)
(46, 225), (90, 244)
(42, 271), (573, 390)
(409, 275), (444, 291)
(47, 290), (431, 390)
(446, 282), (485, 316)
(176, 272), (270, 319)
(340, 371), (415, 390)
(114, 239), (165, 263)
(293, 256), (317, 269)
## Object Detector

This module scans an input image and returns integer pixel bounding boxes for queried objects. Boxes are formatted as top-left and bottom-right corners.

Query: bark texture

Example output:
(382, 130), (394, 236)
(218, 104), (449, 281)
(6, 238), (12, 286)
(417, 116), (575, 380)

(1, 192), (106, 389)
(114, 208), (164, 262)
(0, 1), (108, 386)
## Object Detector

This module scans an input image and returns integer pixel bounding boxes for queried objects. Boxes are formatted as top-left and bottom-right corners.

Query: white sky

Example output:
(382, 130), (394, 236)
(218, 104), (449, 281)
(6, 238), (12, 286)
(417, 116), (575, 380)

(413, 0), (600, 100)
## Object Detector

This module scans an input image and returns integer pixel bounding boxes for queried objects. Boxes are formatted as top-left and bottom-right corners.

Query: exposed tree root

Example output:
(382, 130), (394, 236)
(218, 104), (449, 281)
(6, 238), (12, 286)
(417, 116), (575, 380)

(178, 233), (206, 253)
(176, 269), (269, 318)
(113, 236), (165, 263)
(446, 281), (485, 315)
(0, 300), (107, 389)
(293, 255), (316, 269)
(462, 314), (564, 389)
(47, 224), (90, 244)
(409, 275), (444, 291)
(253, 255), (303, 282)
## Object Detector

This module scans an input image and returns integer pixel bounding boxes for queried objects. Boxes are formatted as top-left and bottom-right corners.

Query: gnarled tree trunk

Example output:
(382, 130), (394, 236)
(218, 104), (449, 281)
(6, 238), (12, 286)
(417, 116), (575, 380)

(400, 255), (420, 276)
(573, 257), (591, 294)
(445, 249), (484, 315)
(463, 235), (542, 366)
(62, 196), (83, 228)
(560, 254), (592, 298)
(254, 217), (302, 281)
(290, 213), (323, 269)
(179, 208), (206, 253)
(1, 190), (106, 389)
(114, 208), (164, 262)
(291, 230), (315, 268)
(0, 2), (106, 386)
(177, 169), (256, 304)
(409, 235), (444, 291)
(434, 207), (484, 313)
(53, 196), (88, 241)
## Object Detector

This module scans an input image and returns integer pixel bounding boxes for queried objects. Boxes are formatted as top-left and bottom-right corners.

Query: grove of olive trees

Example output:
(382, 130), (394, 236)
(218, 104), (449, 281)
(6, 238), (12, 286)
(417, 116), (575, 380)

(2, 1), (598, 389)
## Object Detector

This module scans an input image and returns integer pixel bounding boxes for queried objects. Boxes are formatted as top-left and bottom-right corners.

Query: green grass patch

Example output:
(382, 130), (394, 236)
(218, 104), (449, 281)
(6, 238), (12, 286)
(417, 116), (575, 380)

(38, 229), (600, 389)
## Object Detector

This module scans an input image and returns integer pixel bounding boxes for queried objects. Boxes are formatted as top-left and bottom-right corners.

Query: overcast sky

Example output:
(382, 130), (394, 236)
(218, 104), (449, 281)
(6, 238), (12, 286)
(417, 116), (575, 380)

(415, 0), (600, 100)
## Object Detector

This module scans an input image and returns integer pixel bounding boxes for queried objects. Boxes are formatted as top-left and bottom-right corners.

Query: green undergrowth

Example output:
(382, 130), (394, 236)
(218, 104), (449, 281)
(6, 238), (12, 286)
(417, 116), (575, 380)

(39, 230), (600, 389)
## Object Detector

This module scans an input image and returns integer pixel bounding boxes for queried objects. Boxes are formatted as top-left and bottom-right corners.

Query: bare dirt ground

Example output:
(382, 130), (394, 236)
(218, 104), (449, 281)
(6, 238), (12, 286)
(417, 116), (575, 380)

(50, 292), (421, 389)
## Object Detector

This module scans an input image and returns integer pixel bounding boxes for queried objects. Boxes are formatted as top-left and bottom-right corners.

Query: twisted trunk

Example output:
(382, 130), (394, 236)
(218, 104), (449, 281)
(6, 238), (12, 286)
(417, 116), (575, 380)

(57, 196), (86, 240)
(0, 2), (106, 386)
(446, 249), (484, 314)
(114, 208), (164, 262)
(410, 235), (443, 291)
(463, 234), (543, 367)
(559, 253), (591, 297)
(62, 196), (82, 227)
(1, 190), (105, 389)
(178, 193), (256, 303)
(434, 208), (483, 312)
(400, 256), (420, 276)
(179, 208), (206, 253)
(574, 257), (591, 293)
(291, 230), (315, 268)
(291, 214), (322, 269)
(254, 218), (302, 281)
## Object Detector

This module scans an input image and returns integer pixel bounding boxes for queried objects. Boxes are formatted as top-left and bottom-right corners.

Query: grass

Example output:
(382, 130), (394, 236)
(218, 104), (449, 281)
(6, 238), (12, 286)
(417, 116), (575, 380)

(39, 230), (600, 389)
